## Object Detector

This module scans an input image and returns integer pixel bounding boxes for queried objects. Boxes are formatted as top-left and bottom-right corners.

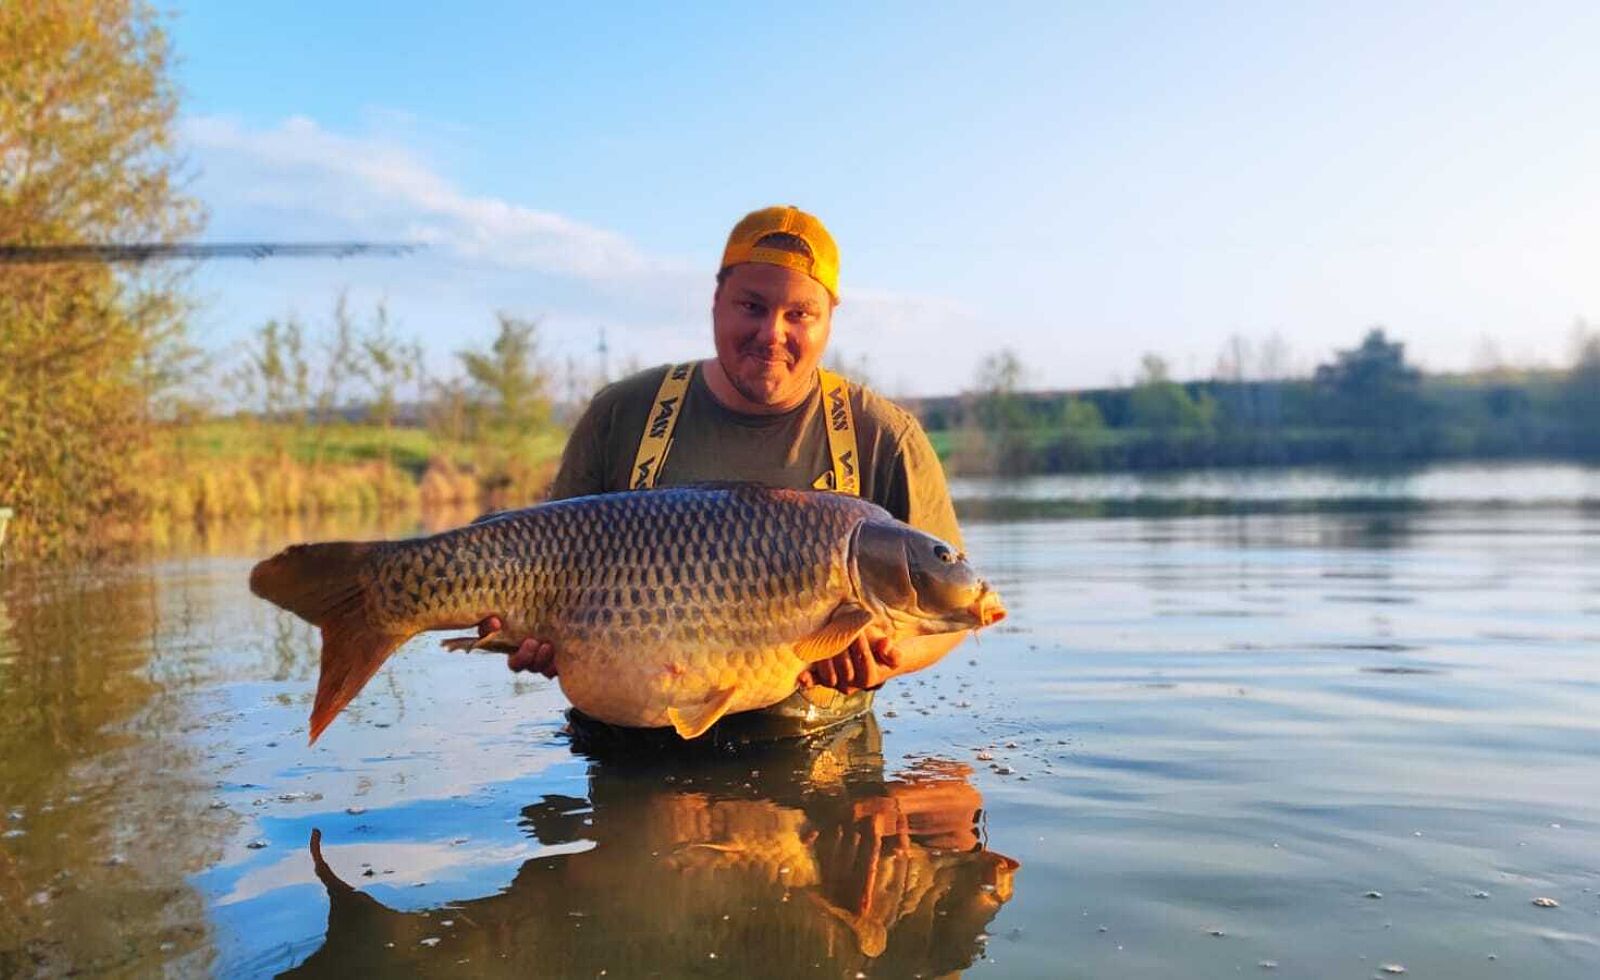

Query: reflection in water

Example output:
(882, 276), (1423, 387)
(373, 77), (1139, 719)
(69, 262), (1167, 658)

(285, 717), (1018, 978)
(0, 566), (225, 975)
(0, 506), (536, 976)
(949, 461), (1600, 507)
(1317, 510), (1418, 551)
(8, 474), (1594, 977)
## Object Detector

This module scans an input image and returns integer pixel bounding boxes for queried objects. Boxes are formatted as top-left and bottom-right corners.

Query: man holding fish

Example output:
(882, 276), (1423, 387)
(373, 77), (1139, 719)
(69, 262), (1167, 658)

(490, 205), (973, 734)
(250, 206), (1002, 742)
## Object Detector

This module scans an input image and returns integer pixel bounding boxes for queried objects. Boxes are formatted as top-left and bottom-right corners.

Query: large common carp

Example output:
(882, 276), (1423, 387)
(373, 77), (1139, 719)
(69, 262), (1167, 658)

(250, 484), (1005, 742)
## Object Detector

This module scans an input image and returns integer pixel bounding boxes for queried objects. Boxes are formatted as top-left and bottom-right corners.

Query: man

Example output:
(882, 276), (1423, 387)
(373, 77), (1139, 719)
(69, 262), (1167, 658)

(490, 205), (968, 736)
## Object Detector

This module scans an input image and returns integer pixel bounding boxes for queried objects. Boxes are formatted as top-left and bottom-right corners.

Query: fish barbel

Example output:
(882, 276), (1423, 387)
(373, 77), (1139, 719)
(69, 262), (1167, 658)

(249, 484), (1006, 742)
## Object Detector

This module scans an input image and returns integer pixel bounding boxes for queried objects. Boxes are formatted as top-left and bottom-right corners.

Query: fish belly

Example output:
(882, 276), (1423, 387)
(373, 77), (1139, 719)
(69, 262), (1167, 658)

(550, 592), (843, 728)
(555, 641), (812, 729)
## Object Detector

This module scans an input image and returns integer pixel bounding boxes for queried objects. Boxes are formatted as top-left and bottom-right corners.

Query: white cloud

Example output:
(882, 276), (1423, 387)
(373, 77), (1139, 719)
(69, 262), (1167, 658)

(180, 113), (989, 394)
(184, 114), (688, 282)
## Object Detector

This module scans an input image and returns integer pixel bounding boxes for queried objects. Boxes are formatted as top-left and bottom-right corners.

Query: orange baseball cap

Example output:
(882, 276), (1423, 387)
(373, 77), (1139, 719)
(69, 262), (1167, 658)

(720, 205), (840, 300)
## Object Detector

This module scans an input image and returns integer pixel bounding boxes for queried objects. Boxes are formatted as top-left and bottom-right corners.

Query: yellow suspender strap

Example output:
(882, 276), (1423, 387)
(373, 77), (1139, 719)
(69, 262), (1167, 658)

(630, 362), (858, 495)
(630, 361), (696, 489)
(817, 367), (860, 497)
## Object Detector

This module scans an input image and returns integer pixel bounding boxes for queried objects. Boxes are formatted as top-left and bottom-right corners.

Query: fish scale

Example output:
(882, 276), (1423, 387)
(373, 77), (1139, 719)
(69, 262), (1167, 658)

(382, 486), (871, 725)
(249, 483), (1004, 741)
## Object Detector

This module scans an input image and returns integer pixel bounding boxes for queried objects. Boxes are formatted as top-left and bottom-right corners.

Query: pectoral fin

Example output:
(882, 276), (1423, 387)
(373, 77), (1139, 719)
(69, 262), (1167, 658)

(792, 601), (875, 663)
(667, 686), (739, 739)
(441, 631), (519, 654)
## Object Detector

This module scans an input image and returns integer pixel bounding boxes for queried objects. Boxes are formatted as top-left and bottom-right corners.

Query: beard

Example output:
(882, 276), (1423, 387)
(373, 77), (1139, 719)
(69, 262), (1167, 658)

(729, 360), (822, 411)
(730, 346), (798, 404)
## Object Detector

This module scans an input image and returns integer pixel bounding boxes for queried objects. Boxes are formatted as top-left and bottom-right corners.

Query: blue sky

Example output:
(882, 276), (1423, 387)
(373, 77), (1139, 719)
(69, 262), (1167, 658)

(171, 1), (1600, 395)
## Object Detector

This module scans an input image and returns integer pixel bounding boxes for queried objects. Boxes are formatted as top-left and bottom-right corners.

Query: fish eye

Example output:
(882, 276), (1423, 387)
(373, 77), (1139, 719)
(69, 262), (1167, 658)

(933, 544), (956, 564)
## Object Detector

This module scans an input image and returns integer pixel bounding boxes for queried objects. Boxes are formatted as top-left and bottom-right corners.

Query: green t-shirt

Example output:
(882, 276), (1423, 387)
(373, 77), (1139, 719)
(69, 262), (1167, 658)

(548, 362), (962, 549)
(547, 362), (964, 739)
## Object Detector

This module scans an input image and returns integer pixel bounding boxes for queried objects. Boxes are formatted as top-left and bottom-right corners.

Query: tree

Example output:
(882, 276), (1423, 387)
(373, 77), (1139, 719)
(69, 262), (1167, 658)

(1313, 328), (1423, 431)
(966, 349), (1031, 474)
(0, 1), (202, 555)
(238, 318), (308, 422)
(1212, 334), (1255, 431)
(224, 316), (310, 459)
(309, 292), (362, 463)
(1051, 396), (1106, 469)
(457, 313), (553, 437)
(450, 314), (555, 508)
(353, 302), (419, 465)
(1214, 334), (1253, 385)
(1565, 320), (1600, 454)
(1255, 332), (1294, 381)
(424, 376), (473, 450)
(1128, 354), (1215, 433)
(973, 348), (1024, 414)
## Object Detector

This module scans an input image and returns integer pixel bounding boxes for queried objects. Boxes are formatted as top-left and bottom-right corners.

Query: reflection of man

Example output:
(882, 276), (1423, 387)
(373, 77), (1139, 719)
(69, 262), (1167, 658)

(491, 205), (967, 734)
(294, 718), (1019, 977)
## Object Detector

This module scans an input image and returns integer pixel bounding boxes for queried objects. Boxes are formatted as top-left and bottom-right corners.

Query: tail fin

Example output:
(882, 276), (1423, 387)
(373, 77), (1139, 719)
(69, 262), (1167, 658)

(250, 542), (409, 744)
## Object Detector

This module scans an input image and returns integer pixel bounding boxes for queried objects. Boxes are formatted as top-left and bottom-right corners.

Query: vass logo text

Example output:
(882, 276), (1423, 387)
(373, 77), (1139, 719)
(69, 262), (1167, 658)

(828, 386), (849, 432)
(648, 396), (680, 439)
(633, 455), (656, 488)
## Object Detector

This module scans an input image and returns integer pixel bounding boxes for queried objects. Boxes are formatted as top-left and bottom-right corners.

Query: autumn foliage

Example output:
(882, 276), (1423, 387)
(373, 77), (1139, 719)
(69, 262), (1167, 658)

(1, 0), (202, 556)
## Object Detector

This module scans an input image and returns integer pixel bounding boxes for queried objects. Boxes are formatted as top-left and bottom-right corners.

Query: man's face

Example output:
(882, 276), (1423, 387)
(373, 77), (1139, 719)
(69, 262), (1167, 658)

(712, 262), (834, 409)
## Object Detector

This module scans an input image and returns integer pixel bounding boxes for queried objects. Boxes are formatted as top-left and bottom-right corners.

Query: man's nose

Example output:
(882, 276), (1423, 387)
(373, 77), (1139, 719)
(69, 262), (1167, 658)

(754, 311), (788, 345)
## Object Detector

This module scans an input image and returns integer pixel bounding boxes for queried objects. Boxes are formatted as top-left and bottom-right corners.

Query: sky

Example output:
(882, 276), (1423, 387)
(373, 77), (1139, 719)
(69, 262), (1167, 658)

(170, 1), (1600, 397)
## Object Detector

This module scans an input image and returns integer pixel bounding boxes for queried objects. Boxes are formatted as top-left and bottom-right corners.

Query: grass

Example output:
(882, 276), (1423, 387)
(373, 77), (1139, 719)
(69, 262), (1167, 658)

(165, 420), (457, 473)
(142, 420), (567, 523)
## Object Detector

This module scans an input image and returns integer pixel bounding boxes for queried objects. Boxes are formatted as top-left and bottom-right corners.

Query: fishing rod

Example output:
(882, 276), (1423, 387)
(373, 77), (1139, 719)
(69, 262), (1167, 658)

(0, 242), (422, 264)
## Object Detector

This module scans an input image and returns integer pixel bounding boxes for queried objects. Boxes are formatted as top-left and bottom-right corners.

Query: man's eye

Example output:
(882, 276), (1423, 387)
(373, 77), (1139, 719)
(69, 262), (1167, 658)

(739, 302), (765, 315)
(787, 310), (815, 323)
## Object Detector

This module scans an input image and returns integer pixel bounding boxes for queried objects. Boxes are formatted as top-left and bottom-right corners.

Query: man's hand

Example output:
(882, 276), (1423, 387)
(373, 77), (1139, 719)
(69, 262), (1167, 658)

(476, 616), (558, 677)
(800, 633), (901, 695)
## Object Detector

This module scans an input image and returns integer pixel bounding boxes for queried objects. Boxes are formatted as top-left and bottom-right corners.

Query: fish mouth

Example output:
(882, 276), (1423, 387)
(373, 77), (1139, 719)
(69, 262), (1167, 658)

(971, 589), (1006, 628)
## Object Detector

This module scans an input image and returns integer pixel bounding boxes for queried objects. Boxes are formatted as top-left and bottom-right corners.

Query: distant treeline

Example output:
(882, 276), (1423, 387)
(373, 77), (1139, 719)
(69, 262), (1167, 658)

(921, 329), (1600, 475)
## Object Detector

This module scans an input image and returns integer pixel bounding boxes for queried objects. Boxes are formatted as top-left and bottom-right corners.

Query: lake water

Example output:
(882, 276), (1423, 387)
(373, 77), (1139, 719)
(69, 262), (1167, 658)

(2, 463), (1597, 977)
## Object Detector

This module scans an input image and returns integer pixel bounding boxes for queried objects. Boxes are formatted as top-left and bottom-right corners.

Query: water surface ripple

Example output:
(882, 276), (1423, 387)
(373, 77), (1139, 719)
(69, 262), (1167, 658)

(1, 466), (1597, 977)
